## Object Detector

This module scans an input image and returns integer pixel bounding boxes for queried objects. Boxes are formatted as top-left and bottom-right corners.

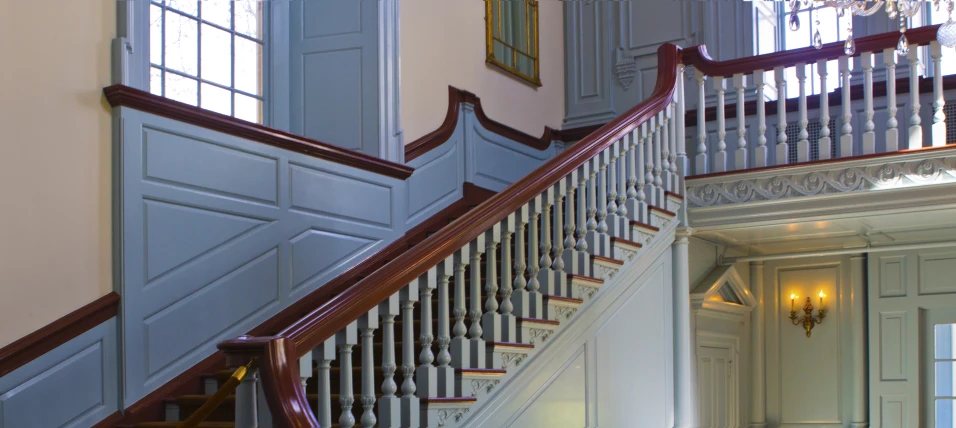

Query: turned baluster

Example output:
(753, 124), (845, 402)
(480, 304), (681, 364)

(730, 73), (747, 170)
(653, 111), (664, 198)
(754, 70), (768, 167)
(606, 143), (619, 221)
(399, 283), (419, 427)
(314, 338), (336, 427)
(818, 59), (832, 159)
(575, 163), (589, 252)
(338, 323), (359, 428)
(359, 310), (379, 427)
(617, 137), (629, 219)
(884, 48), (900, 152)
(796, 63), (810, 162)
(638, 122), (648, 209)
(378, 293), (401, 428)
(235, 365), (259, 428)
(907, 47), (923, 149)
(668, 98), (679, 185)
(451, 249), (470, 367)
(932, 41), (947, 147)
(416, 269), (437, 398)
(714, 76), (727, 172)
(774, 66), (789, 165)
(468, 238), (486, 368)
(839, 55), (854, 157)
(862, 52), (876, 154)
(435, 260), (452, 372)
(695, 69), (708, 174)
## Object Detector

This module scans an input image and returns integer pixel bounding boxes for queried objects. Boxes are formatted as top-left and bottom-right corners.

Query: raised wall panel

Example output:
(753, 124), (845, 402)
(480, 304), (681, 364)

(507, 349), (587, 427)
(919, 251), (956, 295)
(143, 127), (279, 204)
(290, 0), (379, 157)
(777, 266), (842, 424)
(879, 255), (908, 297)
(880, 395), (908, 428)
(563, 0), (615, 127)
(880, 311), (907, 381)
(0, 320), (117, 428)
(289, 163), (393, 228)
(120, 110), (403, 406)
(468, 120), (552, 192)
(405, 138), (463, 224)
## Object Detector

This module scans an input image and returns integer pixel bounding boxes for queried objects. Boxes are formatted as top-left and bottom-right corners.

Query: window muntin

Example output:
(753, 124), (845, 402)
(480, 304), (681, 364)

(149, 0), (264, 123)
(486, 0), (540, 86)
(938, 323), (956, 428)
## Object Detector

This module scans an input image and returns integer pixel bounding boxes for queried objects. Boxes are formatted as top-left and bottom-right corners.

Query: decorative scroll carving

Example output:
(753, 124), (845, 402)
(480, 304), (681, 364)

(500, 351), (528, 369)
(687, 156), (956, 207)
(552, 305), (579, 321)
(437, 408), (470, 427)
(527, 328), (553, 345)
(470, 379), (502, 396)
(615, 55), (638, 91)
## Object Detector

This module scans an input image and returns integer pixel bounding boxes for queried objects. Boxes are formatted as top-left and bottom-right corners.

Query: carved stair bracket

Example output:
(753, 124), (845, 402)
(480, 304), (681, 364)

(437, 408), (470, 428)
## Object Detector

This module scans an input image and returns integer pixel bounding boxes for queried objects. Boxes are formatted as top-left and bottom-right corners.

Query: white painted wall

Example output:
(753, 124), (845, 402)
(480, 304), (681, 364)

(760, 255), (867, 428)
(868, 245), (956, 428)
(0, 0), (114, 347)
(400, 0), (565, 143)
(463, 231), (676, 428)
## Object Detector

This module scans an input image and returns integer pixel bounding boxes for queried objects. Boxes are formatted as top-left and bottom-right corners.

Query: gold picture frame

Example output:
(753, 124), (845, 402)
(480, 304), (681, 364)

(485, 0), (541, 87)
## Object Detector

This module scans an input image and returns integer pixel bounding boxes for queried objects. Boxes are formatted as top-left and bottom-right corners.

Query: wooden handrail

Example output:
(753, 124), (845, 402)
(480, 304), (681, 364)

(683, 24), (941, 77)
(219, 42), (682, 427)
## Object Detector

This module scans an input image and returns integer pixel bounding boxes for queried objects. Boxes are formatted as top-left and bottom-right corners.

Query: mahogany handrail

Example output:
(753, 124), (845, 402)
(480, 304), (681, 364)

(219, 42), (683, 427)
(683, 24), (941, 77)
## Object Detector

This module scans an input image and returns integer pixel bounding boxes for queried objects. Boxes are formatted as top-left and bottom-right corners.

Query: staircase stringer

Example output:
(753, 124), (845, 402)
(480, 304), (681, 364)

(460, 220), (679, 428)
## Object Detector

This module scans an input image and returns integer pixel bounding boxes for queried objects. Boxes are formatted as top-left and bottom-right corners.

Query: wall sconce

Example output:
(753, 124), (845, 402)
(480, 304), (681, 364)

(789, 291), (827, 338)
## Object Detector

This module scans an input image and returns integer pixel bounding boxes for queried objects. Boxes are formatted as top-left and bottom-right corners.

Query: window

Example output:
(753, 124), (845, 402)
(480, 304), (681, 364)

(149, 0), (265, 123)
(938, 323), (956, 428)
(486, 0), (540, 86)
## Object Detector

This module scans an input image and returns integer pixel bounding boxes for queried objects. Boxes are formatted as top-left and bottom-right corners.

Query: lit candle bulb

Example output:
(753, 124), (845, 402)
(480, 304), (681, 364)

(790, 293), (797, 311)
(819, 290), (825, 308)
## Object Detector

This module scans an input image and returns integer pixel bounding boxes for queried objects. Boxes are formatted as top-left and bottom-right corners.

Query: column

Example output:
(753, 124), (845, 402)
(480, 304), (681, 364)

(673, 228), (699, 428)
(850, 255), (868, 428)
(749, 262), (766, 428)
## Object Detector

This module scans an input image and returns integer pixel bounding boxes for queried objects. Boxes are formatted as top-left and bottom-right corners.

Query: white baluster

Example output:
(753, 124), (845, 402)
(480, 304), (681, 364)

(932, 41), (947, 147)
(236, 365), (259, 428)
(595, 154), (609, 235)
(338, 322), (359, 428)
(695, 69), (709, 174)
(668, 98), (679, 187)
(538, 189), (554, 285)
(483, 224), (505, 344)
(774, 66), (789, 165)
(359, 310), (379, 427)
(839, 55), (854, 157)
(451, 249), (471, 367)
(378, 293), (401, 428)
(434, 259), (454, 396)
(499, 214), (518, 341)
(399, 284), (420, 428)
(299, 352), (312, 392)
(818, 59), (832, 160)
(653, 112), (664, 198)
(625, 129), (641, 220)
(638, 122), (648, 215)
(885, 48), (900, 152)
(553, 188), (567, 272)
(754, 71), (768, 167)
(617, 138), (630, 221)
(586, 161), (598, 234)
(524, 196), (544, 317)
(575, 164), (589, 252)
(315, 338), (336, 428)
(662, 110), (672, 185)
(907, 47), (923, 149)
(733, 73), (748, 169)
(606, 143), (619, 221)
(469, 238), (487, 367)
(676, 68), (687, 185)
(713, 75), (727, 172)
(862, 52), (876, 154)
(564, 175), (577, 252)
(796, 63), (810, 162)
(416, 269), (437, 398)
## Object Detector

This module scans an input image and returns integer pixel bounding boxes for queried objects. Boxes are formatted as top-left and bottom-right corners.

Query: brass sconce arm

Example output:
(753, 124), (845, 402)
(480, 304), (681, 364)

(789, 297), (826, 338)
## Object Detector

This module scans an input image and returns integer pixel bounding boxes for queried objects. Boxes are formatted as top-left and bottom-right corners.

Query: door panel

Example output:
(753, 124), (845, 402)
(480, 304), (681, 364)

(698, 344), (737, 428)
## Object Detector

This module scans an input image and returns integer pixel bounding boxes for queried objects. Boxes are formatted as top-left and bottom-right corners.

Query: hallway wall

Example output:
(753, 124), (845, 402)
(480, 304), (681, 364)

(0, 0), (114, 347)
(400, 0), (565, 143)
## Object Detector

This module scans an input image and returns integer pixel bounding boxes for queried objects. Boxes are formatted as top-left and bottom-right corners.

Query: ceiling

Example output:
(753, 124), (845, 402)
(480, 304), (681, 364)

(692, 205), (956, 255)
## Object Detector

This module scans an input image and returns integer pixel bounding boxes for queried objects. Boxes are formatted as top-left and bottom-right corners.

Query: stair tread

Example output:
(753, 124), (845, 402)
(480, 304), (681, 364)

(630, 220), (660, 232)
(516, 317), (560, 326)
(610, 237), (643, 248)
(456, 368), (507, 375)
(487, 341), (535, 349)
(664, 190), (684, 200)
(649, 205), (676, 216)
(591, 255), (624, 265)
(544, 295), (584, 304)
(567, 274), (604, 284)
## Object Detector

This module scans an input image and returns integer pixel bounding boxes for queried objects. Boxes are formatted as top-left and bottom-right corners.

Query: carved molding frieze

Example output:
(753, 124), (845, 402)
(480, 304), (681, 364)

(686, 156), (956, 207)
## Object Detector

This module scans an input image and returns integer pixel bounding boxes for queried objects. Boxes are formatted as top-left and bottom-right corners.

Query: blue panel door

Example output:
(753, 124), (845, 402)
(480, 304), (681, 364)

(290, 0), (380, 158)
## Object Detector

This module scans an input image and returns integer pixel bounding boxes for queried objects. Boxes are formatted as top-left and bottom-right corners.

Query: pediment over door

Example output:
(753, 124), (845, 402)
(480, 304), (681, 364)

(690, 265), (756, 321)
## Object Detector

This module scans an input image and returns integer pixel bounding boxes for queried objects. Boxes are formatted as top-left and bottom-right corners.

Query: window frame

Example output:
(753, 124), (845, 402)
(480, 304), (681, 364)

(116, 0), (276, 125)
(484, 0), (541, 87)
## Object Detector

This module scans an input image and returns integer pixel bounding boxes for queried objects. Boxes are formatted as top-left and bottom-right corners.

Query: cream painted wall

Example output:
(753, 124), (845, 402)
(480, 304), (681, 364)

(0, 1), (114, 346)
(400, 0), (565, 143)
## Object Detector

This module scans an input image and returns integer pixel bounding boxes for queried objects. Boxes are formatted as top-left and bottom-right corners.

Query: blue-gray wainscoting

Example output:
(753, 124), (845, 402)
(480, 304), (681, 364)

(113, 101), (562, 408)
(0, 320), (118, 428)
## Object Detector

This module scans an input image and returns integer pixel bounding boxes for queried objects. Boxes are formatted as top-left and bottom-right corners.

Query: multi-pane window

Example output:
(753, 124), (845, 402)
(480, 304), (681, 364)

(486, 0), (540, 86)
(938, 323), (956, 428)
(149, 0), (265, 123)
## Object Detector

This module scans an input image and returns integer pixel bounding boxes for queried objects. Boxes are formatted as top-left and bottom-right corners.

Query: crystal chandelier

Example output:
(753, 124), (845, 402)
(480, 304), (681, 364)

(787, 0), (956, 55)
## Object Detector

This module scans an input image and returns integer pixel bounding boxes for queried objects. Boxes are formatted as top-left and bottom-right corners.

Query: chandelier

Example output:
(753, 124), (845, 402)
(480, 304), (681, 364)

(787, 0), (956, 55)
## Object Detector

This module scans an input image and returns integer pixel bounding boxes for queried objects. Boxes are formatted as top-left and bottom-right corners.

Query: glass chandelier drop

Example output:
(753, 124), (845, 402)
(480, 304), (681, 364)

(787, 0), (956, 55)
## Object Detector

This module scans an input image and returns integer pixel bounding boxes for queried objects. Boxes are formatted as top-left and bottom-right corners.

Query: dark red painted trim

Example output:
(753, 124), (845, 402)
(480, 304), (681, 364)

(0, 292), (119, 378)
(103, 85), (414, 180)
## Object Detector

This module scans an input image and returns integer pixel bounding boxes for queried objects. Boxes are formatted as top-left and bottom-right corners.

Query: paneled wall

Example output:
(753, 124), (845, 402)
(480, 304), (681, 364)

(760, 255), (868, 428)
(0, 320), (119, 428)
(869, 245), (956, 428)
(0, 0), (114, 348)
(400, 0), (565, 143)
(112, 102), (560, 407)
(464, 231), (676, 428)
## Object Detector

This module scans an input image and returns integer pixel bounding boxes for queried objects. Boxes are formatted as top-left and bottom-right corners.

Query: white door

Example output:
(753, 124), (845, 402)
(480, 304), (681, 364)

(698, 344), (738, 428)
